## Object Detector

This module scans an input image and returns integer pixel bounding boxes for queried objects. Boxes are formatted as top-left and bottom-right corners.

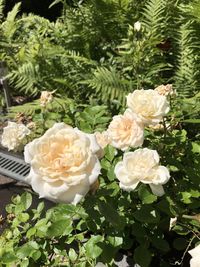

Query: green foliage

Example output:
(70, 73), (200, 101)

(1, 1), (200, 266)
(0, 0), (199, 104)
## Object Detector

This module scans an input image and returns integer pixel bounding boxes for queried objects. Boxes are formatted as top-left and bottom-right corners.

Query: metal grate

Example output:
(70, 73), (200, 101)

(0, 150), (30, 182)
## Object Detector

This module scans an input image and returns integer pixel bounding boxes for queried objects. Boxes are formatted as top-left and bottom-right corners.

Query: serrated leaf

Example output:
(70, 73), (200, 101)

(47, 219), (73, 237)
(104, 145), (116, 162)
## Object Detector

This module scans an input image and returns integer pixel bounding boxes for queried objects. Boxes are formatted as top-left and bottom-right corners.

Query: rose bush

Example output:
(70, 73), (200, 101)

(24, 123), (101, 204)
(1, 86), (200, 267)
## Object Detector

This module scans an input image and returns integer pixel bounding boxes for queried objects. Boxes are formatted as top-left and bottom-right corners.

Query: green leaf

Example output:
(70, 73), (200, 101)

(107, 236), (123, 247)
(138, 185), (157, 204)
(192, 142), (200, 153)
(21, 258), (29, 267)
(134, 246), (152, 267)
(101, 158), (111, 170)
(85, 235), (104, 259)
(151, 237), (170, 252)
(35, 218), (49, 237)
(107, 165), (116, 181)
(133, 206), (160, 224)
(18, 213), (29, 222)
(181, 192), (192, 204)
(20, 192), (32, 210)
(68, 248), (77, 262)
(1, 252), (17, 263)
(104, 145), (116, 162)
(132, 223), (146, 237)
(26, 227), (36, 239)
(173, 225), (190, 235)
(16, 241), (39, 259)
(97, 199), (125, 230)
(173, 238), (188, 251)
(47, 219), (73, 237)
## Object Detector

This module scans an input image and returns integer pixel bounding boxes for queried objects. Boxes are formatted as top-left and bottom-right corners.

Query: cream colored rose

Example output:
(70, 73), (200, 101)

(95, 131), (111, 149)
(107, 109), (144, 151)
(24, 123), (101, 205)
(127, 89), (170, 125)
(114, 148), (170, 196)
(1, 121), (31, 151)
(155, 84), (176, 97)
(40, 90), (55, 107)
(188, 244), (200, 267)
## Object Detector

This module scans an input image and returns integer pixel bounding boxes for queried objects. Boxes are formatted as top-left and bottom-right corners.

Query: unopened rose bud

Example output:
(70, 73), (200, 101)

(134, 21), (141, 32)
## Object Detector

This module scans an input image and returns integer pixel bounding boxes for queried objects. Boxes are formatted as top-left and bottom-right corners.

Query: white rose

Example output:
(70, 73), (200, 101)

(127, 89), (170, 125)
(134, 21), (141, 32)
(1, 121), (31, 151)
(188, 244), (200, 267)
(107, 109), (144, 151)
(114, 148), (170, 196)
(24, 123), (101, 205)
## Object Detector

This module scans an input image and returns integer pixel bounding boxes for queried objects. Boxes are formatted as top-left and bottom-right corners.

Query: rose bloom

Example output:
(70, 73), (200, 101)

(107, 109), (144, 151)
(24, 123), (101, 205)
(114, 148), (170, 196)
(127, 89), (170, 125)
(40, 90), (55, 107)
(188, 244), (200, 267)
(155, 84), (176, 97)
(95, 131), (111, 149)
(1, 121), (31, 151)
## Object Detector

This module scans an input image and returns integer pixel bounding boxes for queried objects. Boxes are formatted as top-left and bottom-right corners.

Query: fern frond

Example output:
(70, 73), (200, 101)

(1, 2), (21, 40)
(7, 100), (41, 118)
(0, 0), (5, 21)
(174, 21), (200, 97)
(87, 67), (130, 105)
(7, 62), (40, 96)
(142, 0), (166, 39)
